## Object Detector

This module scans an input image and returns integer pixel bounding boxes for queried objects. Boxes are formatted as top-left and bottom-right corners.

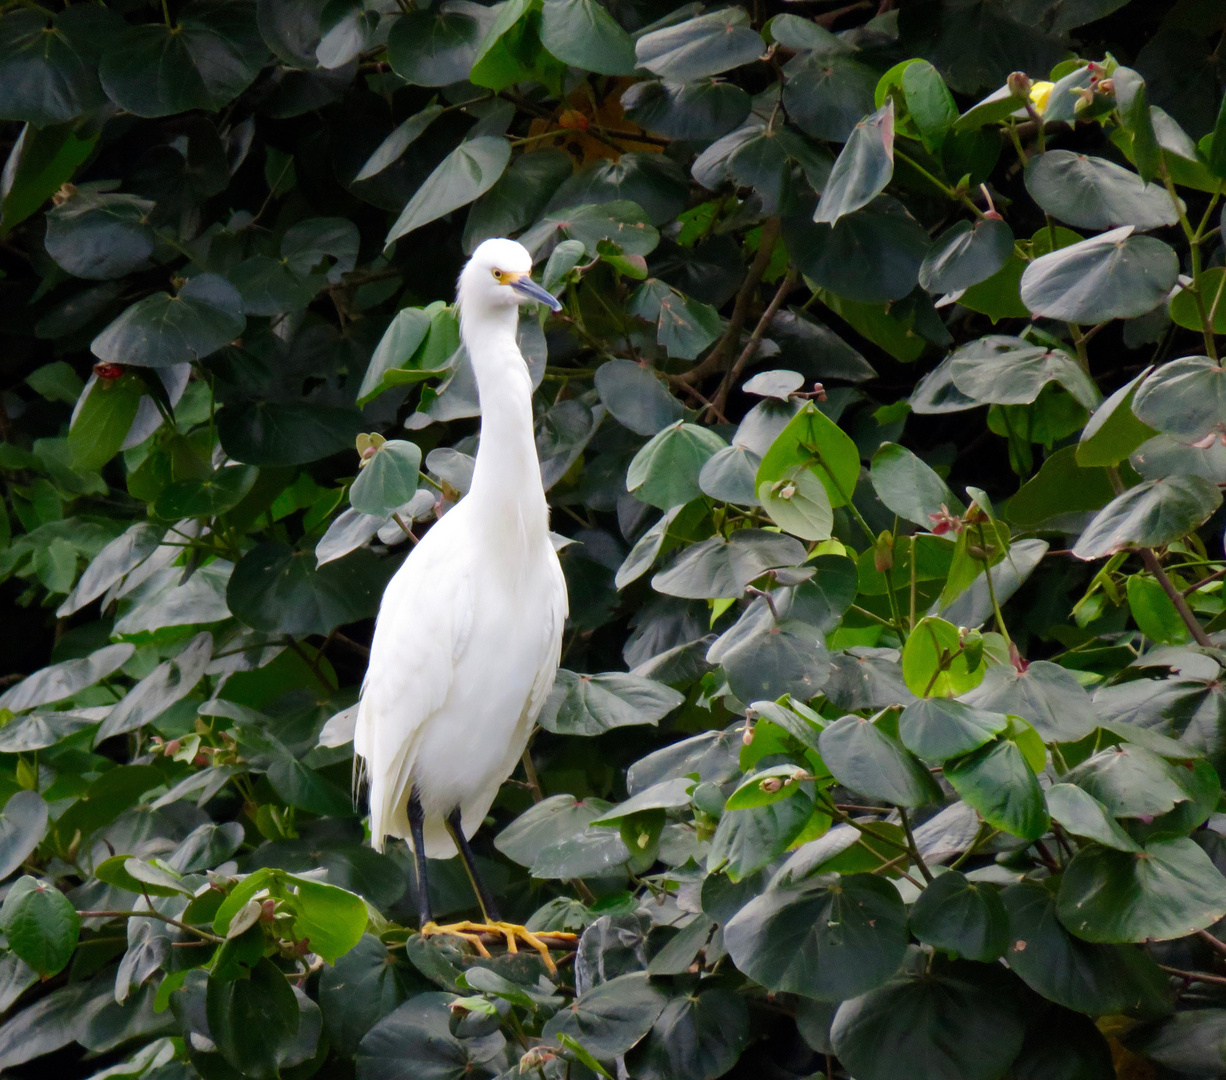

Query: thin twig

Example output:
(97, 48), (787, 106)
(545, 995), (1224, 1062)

(1183, 567), (1226, 597)
(676, 218), (781, 390)
(1196, 928), (1226, 957)
(1161, 964), (1226, 987)
(708, 268), (799, 419)
(897, 807), (934, 884)
(76, 909), (224, 944)
(1139, 549), (1214, 647)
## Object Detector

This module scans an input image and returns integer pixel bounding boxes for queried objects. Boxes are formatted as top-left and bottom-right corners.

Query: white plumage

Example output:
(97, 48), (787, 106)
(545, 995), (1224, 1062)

(354, 238), (568, 862)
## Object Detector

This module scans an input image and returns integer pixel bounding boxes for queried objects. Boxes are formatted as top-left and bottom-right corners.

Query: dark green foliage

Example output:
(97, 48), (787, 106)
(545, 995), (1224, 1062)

(1, 2), (1226, 1078)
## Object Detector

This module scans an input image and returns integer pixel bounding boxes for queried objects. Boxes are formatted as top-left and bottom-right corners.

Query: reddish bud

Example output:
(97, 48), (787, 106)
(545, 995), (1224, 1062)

(260, 898), (277, 921)
(164, 739), (181, 756)
(760, 777), (783, 794)
(193, 753), (210, 767)
(93, 362), (124, 380)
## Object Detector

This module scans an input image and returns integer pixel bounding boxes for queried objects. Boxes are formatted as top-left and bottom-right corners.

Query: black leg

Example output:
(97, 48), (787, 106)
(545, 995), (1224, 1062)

(445, 807), (502, 923)
(408, 789), (432, 928)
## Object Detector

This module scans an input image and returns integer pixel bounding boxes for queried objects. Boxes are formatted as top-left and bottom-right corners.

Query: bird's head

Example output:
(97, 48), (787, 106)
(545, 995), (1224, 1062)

(457, 238), (562, 316)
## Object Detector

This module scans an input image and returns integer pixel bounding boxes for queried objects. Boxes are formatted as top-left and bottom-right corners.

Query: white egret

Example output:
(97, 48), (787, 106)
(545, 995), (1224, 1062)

(354, 238), (572, 966)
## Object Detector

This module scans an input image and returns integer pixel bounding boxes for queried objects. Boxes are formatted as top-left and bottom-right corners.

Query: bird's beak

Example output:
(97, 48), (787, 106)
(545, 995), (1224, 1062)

(510, 275), (563, 312)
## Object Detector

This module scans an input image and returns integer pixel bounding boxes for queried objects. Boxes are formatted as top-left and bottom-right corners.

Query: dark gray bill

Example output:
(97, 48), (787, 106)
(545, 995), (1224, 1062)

(511, 276), (563, 311)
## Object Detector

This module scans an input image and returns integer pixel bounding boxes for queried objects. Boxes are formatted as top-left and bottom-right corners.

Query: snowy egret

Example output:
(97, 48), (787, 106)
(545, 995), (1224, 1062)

(354, 238), (571, 966)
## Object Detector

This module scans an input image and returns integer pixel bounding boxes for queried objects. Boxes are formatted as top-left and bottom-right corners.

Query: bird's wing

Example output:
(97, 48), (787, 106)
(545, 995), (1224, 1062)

(354, 531), (474, 851)
(525, 552), (569, 724)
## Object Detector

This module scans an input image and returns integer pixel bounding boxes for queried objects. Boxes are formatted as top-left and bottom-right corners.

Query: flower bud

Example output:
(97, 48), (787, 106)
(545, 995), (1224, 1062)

(93, 362), (124, 380)
(873, 531), (894, 574)
(1006, 71), (1032, 98)
(760, 777), (783, 794)
(260, 898), (277, 921)
(164, 739), (181, 757)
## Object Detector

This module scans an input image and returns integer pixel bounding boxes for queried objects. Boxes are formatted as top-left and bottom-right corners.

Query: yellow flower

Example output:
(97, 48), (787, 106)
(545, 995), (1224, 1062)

(1029, 81), (1054, 115)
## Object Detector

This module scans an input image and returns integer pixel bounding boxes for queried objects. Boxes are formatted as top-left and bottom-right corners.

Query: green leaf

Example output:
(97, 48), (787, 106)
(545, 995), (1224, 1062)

(815, 102), (895, 226)
(949, 335), (1099, 410)
(830, 962), (1026, 1080)
(465, 148), (573, 252)
(44, 191), (156, 280)
(626, 421), (727, 509)
(1072, 475), (1223, 561)
(707, 791), (816, 881)
(386, 3), (484, 86)
(92, 274), (245, 369)
(540, 0), (635, 75)
(154, 464), (259, 520)
(870, 442), (963, 527)
(0, 876), (80, 979)
(385, 136), (511, 246)
(595, 360), (685, 437)
(706, 590), (832, 703)
(227, 541), (388, 636)
(1170, 269), (1226, 334)
(1, 125), (97, 236)
(757, 402), (860, 509)
(819, 714), (942, 807)
(1065, 744), (1192, 819)
(1001, 880), (1170, 1015)
(757, 466), (833, 541)
(785, 199), (930, 304)
(1045, 784), (1140, 852)
(1076, 370), (1158, 468)
(349, 439), (422, 517)
(634, 8), (764, 82)
(0, 12), (105, 126)
(0, 642), (134, 714)
(1057, 837), (1226, 943)
(357, 992), (505, 1080)
(539, 670), (684, 736)
(1024, 151), (1180, 231)
(1020, 226), (1179, 323)
(963, 660), (1096, 743)
(94, 632), (212, 744)
(785, 53), (879, 143)
(207, 957), (301, 1080)
(319, 934), (423, 1057)
(919, 217), (1014, 294)
(99, 2), (267, 117)
(946, 739), (1050, 841)
(358, 308), (436, 405)
(898, 697), (1008, 763)
(652, 529), (806, 599)
(522, 199), (660, 258)
(724, 873), (909, 1001)
(622, 79), (751, 141)
(1127, 574), (1190, 644)
(902, 60), (957, 150)
(292, 877), (368, 964)
(901, 617), (985, 699)
(909, 871), (1009, 961)
(67, 373), (143, 473)
(0, 792), (48, 881)
(627, 984), (750, 1080)
(628, 279), (723, 360)
(218, 400), (364, 466)
(1132, 355), (1226, 444)
(1004, 446), (1118, 528)
(543, 971), (669, 1058)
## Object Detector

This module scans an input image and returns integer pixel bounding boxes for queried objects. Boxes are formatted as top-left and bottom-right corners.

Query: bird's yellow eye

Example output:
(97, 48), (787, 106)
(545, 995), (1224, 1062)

(491, 269), (503, 281)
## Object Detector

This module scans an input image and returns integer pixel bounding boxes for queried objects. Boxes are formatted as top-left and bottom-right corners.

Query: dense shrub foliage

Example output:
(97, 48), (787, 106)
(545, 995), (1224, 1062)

(2, 0), (1226, 1077)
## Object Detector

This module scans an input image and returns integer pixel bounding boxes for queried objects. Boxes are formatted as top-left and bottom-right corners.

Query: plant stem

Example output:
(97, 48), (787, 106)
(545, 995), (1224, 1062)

(978, 524), (1012, 644)
(77, 909), (224, 944)
(1138, 548), (1213, 647)
(1160, 964), (1226, 987)
(708, 268), (799, 419)
(894, 150), (983, 217)
(1196, 928), (1226, 956)
(897, 806), (934, 883)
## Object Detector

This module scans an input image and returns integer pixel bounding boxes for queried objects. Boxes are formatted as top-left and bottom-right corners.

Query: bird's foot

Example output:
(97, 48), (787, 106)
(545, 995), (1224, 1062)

(419, 920), (577, 973)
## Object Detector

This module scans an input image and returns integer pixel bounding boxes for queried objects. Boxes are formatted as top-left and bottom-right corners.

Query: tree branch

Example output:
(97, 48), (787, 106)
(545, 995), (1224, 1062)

(708, 268), (799, 419)
(1138, 548), (1214, 647)
(675, 217), (781, 390)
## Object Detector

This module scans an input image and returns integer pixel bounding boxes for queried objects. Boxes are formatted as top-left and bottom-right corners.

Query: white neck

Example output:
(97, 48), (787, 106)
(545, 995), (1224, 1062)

(460, 304), (548, 535)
